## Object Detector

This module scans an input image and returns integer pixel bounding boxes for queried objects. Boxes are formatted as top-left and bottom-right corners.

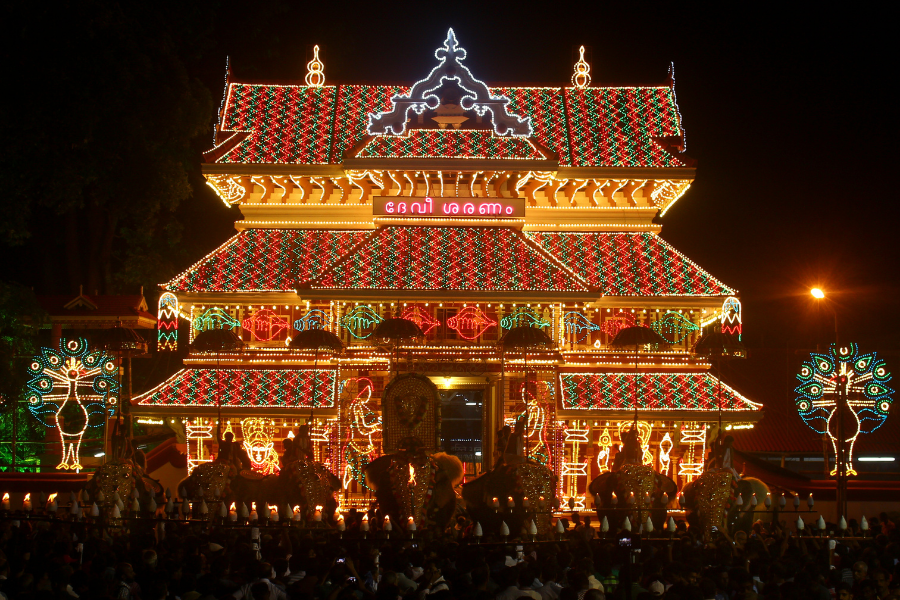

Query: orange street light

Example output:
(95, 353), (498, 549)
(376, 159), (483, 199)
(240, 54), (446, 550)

(811, 288), (825, 299)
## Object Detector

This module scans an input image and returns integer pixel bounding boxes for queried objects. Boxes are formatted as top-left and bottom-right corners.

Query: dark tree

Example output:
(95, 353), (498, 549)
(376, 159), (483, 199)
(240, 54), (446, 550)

(0, 1), (214, 294)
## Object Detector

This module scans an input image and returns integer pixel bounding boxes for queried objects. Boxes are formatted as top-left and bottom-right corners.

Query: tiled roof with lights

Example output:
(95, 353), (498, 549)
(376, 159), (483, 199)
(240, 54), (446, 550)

(209, 84), (684, 167)
(526, 232), (734, 296)
(356, 129), (545, 160)
(134, 368), (336, 408)
(559, 372), (761, 412)
(564, 87), (683, 168)
(216, 85), (338, 164)
(305, 226), (590, 292)
(164, 229), (369, 293)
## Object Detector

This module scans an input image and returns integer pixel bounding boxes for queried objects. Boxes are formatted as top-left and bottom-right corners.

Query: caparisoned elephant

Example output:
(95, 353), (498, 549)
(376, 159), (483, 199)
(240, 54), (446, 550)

(682, 472), (769, 540)
(365, 446), (463, 531)
(462, 459), (558, 538)
(86, 459), (163, 512)
(179, 458), (340, 522)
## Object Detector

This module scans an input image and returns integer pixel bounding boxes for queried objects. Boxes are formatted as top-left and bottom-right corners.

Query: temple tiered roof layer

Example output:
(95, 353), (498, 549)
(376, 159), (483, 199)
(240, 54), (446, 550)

(165, 228), (733, 297)
(560, 373), (760, 412)
(210, 84), (684, 167)
(135, 368), (336, 409)
(305, 226), (589, 293)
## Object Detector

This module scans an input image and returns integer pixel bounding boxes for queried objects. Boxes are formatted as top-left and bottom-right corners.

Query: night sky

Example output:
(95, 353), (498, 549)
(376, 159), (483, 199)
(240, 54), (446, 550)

(4, 3), (898, 409)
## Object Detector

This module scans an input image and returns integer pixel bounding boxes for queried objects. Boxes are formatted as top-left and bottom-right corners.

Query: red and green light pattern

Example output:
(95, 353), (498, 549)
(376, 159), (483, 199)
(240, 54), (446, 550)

(330, 85), (409, 160)
(217, 84), (337, 164)
(212, 84), (683, 167)
(165, 229), (369, 293)
(135, 368), (336, 408)
(560, 373), (760, 412)
(308, 226), (589, 292)
(493, 87), (571, 164)
(357, 129), (544, 160)
(565, 87), (683, 168)
(526, 232), (734, 296)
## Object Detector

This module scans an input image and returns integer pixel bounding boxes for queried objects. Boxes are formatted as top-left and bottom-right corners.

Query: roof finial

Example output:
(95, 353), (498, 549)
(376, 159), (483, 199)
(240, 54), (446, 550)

(572, 46), (591, 89)
(305, 45), (325, 87)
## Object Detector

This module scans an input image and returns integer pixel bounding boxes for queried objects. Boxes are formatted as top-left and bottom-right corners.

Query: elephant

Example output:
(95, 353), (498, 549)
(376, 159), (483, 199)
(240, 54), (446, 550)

(588, 462), (678, 532)
(178, 458), (341, 522)
(588, 425), (678, 532)
(462, 459), (558, 537)
(85, 458), (163, 512)
(365, 447), (463, 531)
(682, 472), (769, 540)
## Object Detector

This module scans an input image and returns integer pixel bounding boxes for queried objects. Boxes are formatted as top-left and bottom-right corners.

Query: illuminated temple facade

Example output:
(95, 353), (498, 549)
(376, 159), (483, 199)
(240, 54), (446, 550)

(134, 32), (762, 509)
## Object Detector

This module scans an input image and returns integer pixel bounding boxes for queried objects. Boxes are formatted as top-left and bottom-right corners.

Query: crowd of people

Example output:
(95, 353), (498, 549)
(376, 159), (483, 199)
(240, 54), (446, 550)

(1, 511), (898, 600)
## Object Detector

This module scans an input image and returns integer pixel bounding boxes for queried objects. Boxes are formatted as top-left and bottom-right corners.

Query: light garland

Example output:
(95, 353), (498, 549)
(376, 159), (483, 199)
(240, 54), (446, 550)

(310, 226), (590, 292)
(358, 129), (544, 160)
(343, 378), (382, 489)
(559, 372), (762, 411)
(305, 45), (325, 87)
(25, 338), (118, 471)
(158, 292), (179, 351)
(447, 305), (497, 340)
(500, 307), (551, 330)
(193, 307), (240, 332)
(677, 423), (706, 482)
(563, 311), (602, 343)
(651, 311), (699, 344)
(242, 308), (290, 341)
(185, 420), (215, 474)
(165, 228), (369, 293)
(525, 231), (735, 297)
(400, 306), (439, 336)
(340, 305), (383, 339)
(134, 368), (337, 408)
(294, 308), (331, 332)
(721, 296), (742, 339)
(572, 46), (591, 89)
(367, 29), (531, 138)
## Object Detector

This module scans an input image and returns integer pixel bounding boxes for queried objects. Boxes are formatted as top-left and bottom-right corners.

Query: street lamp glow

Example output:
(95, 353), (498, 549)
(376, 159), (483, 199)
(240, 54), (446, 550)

(811, 288), (825, 299)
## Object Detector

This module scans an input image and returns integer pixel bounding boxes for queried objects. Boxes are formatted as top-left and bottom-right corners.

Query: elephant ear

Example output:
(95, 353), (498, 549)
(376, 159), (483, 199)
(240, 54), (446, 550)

(433, 452), (464, 487)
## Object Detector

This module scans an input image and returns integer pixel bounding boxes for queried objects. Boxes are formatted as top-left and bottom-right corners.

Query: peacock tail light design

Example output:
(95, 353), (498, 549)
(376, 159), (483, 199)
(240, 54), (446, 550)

(795, 343), (893, 476)
(25, 338), (118, 471)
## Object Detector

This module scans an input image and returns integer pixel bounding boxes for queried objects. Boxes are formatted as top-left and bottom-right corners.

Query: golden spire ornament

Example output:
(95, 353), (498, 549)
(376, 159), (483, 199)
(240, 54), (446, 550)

(572, 46), (591, 89)
(305, 45), (325, 87)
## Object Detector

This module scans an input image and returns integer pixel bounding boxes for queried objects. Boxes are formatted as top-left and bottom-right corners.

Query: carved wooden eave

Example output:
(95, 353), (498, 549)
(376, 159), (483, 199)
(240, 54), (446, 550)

(202, 166), (694, 229)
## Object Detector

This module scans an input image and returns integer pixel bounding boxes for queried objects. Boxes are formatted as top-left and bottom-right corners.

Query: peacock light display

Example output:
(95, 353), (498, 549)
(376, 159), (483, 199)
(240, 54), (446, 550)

(795, 343), (893, 475)
(25, 338), (118, 470)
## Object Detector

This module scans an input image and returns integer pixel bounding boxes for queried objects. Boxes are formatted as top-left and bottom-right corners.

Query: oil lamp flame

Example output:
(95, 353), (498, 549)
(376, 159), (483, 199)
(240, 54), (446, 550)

(408, 464), (416, 485)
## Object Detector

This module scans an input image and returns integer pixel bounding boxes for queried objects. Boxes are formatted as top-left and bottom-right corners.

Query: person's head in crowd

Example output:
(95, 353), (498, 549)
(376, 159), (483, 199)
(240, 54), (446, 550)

(837, 582), (854, 600)
(649, 580), (666, 596)
(116, 562), (135, 584)
(250, 580), (270, 600)
(870, 568), (891, 596)
(569, 571), (590, 592)
(858, 580), (878, 600)
(584, 590), (605, 600)
(701, 577), (718, 600)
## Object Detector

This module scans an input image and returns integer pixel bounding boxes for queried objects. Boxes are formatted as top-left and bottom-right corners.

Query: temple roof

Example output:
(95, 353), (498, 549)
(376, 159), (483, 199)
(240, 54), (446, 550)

(163, 228), (734, 297)
(133, 367), (336, 411)
(356, 129), (546, 160)
(165, 229), (369, 293)
(559, 372), (761, 415)
(304, 226), (589, 293)
(526, 232), (735, 296)
(207, 84), (685, 168)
